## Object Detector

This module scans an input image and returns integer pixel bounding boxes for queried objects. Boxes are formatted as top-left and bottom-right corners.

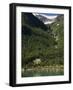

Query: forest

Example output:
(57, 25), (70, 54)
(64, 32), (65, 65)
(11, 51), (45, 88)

(21, 13), (64, 77)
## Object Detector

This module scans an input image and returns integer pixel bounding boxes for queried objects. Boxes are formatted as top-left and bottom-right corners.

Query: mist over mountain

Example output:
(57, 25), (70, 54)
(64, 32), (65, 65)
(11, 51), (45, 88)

(33, 13), (58, 24)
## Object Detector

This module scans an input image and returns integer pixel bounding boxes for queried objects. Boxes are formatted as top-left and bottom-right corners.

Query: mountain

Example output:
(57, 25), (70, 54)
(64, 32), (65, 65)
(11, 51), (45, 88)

(22, 12), (64, 68)
(33, 13), (57, 24)
(55, 15), (64, 22)
(49, 15), (64, 60)
(22, 13), (56, 66)
(22, 13), (48, 31)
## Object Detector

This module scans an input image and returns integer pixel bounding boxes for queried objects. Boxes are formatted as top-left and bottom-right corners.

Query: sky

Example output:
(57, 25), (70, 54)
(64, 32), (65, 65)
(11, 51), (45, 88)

(40, 13), (59, 16)
(38, 13), (58, 19)
(40, 13), (63, 17)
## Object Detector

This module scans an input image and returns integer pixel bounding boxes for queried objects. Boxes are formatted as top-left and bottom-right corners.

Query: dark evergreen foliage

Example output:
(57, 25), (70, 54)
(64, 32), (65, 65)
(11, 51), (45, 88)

(22, 13), (64, 68)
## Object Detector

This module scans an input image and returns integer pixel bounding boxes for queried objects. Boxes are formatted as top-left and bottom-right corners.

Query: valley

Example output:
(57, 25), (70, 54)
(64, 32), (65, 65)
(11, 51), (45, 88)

(21, 13), (64, 77)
